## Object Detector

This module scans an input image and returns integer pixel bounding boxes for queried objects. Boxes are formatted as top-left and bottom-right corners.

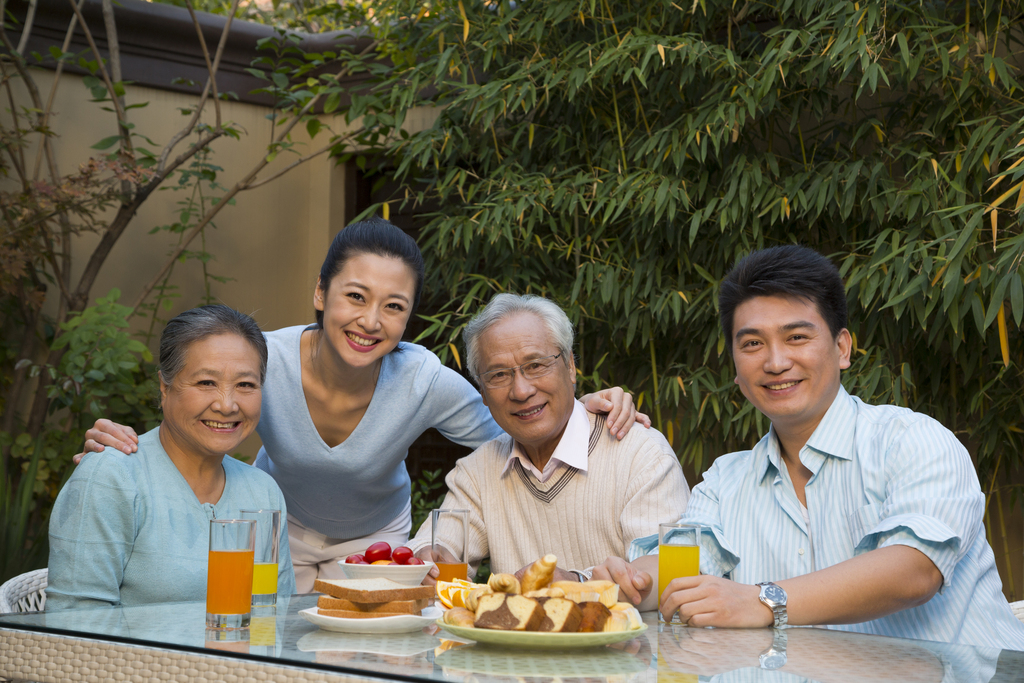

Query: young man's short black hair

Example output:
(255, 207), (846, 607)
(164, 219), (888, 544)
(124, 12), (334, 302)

(719, 245), (848, 348)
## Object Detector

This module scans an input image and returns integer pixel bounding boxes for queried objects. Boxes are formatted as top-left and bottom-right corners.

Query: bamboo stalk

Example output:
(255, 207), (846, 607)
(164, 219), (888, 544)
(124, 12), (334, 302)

(994, 485), (1015, 600)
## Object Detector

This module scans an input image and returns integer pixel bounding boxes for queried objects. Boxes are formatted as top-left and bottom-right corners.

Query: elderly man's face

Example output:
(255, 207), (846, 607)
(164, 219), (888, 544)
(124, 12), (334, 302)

(478, 312), (577, 461)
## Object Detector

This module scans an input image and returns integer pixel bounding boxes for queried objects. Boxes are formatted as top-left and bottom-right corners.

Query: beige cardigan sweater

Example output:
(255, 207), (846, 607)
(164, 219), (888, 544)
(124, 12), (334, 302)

(409, 413), (689, 576)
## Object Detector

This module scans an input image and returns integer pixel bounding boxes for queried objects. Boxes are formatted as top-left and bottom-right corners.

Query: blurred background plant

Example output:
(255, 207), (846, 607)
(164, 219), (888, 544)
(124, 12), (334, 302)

(336, 0), (1024, 595)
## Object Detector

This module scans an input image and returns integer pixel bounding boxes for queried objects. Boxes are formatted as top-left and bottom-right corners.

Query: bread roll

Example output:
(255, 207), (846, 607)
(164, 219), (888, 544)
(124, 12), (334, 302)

(603, 611), (631, 632)
(520, 554), (558, 592)
(552, 580), (620, 607)
(487, 573), (521, 594)
(524, 587), (566, 599)
(610, 602), (643, 630)
(464, 586), (492, 612)
(443, 607), (477, 627)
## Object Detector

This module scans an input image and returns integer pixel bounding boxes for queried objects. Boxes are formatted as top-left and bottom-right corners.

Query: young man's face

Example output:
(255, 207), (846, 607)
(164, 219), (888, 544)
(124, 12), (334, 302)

(731, 295), (852, 441)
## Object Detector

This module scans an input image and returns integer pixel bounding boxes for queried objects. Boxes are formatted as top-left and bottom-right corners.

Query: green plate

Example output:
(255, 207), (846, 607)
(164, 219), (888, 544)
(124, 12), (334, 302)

(435, 620), (648, 649)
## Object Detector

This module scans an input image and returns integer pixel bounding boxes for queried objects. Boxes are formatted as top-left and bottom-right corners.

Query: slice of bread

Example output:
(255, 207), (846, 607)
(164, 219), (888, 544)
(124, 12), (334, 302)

(314, 578), (434, 603)
(316, 595), (428, 614)
(317, 608), (414, 619)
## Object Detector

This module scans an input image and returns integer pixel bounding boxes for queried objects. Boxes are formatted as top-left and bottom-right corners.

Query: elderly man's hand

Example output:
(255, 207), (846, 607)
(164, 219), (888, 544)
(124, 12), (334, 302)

(579, 388), (651, 440)
(660, 575), (772, 627)
(592, 556), (653, 606)
(513, 561), (577, 585)
(414, 546), (460, 587)
(73, 419), (139, 464)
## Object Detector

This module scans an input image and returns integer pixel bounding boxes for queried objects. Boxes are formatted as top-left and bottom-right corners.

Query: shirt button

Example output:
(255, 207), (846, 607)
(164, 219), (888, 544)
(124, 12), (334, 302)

(798, 548), (805, 555)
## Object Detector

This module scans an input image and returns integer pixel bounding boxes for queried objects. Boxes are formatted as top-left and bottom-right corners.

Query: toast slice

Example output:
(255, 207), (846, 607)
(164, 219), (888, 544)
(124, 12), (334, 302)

(316, 595), (428, 614)
(314, 578), (434, 603)
(317, 608), (416, 619)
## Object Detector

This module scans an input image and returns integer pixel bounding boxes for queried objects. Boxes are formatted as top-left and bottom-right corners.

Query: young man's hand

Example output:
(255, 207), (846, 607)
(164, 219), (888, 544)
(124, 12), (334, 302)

(660, 575), (772, 627)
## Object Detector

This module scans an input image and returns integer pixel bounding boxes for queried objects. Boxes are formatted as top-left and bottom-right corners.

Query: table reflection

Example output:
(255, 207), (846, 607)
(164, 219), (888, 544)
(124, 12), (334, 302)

(1, 597), (1020, 683)
(656, 623), (999, 683)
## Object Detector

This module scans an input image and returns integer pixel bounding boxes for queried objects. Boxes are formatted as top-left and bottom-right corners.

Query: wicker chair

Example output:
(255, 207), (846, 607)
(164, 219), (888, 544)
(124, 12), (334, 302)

(1011, 599), (1024, 625)
(0, 568), (47, 613)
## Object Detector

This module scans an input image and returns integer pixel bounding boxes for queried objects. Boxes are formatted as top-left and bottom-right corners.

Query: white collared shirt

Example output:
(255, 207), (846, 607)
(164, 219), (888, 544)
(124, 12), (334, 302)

(500, 400), (590, 482)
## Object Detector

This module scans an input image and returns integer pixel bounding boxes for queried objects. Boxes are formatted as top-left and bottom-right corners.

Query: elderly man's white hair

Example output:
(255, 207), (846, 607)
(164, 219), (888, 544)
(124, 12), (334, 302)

(464, 293), (575, 382)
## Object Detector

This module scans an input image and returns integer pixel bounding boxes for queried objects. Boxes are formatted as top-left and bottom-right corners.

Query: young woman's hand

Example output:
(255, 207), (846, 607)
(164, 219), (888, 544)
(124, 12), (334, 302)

(580, 387), (651, 440)
(72, 419), (139, 464)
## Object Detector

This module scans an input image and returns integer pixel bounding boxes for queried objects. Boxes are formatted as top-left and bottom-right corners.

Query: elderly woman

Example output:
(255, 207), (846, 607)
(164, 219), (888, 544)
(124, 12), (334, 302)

(47, 306), (296, 610)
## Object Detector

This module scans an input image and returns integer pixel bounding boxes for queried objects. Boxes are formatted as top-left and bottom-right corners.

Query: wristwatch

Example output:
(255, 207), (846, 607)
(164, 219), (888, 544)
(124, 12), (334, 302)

(571, 568), (594, 582)
(758, 629), (788, 670)
(756, 581), (788, 628)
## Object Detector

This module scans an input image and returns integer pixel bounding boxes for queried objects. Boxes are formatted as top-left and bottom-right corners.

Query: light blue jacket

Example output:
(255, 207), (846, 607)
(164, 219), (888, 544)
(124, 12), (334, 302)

(48, 427), (295, 610)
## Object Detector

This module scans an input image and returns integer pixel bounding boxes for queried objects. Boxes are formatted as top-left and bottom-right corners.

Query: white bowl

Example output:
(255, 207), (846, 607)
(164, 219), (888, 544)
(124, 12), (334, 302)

(335, 560), (434, 586)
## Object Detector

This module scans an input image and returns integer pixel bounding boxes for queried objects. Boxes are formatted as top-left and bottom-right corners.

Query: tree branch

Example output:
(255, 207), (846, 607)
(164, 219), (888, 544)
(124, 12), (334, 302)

(66, 0), (132, 155)
(15, 0), (38, 54)
(32, 0), (87, 180)
(157, 0), (242, 173)
(130, 128), (360, 312)
(242, 141), (336, 190)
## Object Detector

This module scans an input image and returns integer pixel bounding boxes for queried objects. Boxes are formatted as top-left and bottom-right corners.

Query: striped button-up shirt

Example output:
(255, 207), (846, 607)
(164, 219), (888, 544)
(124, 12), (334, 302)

(632, 387), (1024, 650)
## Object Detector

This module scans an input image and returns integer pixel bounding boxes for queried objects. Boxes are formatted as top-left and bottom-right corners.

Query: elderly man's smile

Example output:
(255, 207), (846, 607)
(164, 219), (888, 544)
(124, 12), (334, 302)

(512, 404), (546, 419)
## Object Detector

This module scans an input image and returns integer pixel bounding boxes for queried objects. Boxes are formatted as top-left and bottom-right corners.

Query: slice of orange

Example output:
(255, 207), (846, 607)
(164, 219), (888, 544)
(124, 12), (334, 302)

(371, 560), (394, 565)
(436, 579), (482, 609)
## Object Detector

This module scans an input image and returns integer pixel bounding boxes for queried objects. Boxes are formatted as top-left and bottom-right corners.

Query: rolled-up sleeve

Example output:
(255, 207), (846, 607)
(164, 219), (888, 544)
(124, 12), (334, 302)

(629, 460), (739, 578)
(859, 416), (984, 587)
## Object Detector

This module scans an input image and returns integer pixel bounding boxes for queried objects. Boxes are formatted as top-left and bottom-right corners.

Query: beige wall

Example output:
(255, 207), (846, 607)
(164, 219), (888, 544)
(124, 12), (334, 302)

(9, 68), (436, 459)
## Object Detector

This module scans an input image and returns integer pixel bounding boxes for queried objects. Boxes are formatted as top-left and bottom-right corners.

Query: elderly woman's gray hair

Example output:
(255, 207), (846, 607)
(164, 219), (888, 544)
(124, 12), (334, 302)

(159, 305), (268, 385)
(463, 293), (575, 381)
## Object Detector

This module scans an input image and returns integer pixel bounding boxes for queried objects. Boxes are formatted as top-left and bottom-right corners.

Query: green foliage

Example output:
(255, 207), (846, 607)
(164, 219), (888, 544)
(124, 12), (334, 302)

(347, 0), (1024, 563)
(18, 290), (161, 500)
(0, 434), (51, 584)
(410, 467), (447, 531)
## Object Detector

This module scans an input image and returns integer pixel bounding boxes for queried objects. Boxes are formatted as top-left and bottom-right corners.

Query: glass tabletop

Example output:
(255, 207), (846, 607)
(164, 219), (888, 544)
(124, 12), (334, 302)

(1, 595), (1022, 683)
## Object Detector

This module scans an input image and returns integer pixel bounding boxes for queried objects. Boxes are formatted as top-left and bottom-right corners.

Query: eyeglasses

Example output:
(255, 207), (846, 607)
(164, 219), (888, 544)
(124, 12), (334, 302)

(479, 353), (564, 389)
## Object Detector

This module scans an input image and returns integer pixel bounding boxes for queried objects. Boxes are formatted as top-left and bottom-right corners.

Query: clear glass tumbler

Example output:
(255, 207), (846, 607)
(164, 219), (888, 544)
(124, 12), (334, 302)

(206, 518), (256, 629)
(431, 509), (469, 582)
(240, 509), (280, 606)
(658, 523), (701, 623)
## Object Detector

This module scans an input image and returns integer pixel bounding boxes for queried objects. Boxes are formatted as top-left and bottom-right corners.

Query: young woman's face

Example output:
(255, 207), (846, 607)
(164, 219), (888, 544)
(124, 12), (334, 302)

(314, 252), (418, 369)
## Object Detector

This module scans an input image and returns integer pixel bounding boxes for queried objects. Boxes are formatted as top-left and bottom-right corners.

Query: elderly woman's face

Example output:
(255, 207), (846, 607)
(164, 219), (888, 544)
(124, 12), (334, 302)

(159, 333), (262, 460)
(478, 312), (576, 458)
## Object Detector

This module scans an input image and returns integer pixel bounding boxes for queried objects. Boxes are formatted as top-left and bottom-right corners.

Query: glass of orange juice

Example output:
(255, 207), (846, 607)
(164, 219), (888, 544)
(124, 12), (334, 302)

(431, 509), (469, 583)
(240, 509), (280, 607)
(658, 522), (701, 623)
(206, 519), (256, 629)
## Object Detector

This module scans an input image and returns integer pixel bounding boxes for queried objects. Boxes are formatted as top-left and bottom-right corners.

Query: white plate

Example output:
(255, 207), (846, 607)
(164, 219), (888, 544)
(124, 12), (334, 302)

(335, 560), (434, 586)
(300, 605), (443, 634)
(436, 621), (648, 650)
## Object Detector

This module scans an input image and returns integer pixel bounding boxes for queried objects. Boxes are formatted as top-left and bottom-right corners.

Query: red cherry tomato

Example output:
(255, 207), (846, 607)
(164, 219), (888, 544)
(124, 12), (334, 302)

(345, 554), (367, 564)
(391, 546), (414, 565)
(363, 541), (392, 564)
(406, 557), (425, 565)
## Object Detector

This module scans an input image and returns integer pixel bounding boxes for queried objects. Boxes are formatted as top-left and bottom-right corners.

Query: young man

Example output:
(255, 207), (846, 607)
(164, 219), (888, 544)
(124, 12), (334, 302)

(608, 245), (1024, 649)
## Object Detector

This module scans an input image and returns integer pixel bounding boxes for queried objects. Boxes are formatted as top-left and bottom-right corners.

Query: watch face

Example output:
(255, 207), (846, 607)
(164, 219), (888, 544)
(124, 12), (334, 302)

(762, 585), (786, 604)
(760, 652), (787, 670)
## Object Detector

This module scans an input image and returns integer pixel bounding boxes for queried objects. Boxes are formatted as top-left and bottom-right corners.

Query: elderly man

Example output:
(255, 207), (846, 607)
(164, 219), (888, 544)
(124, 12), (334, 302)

(409, 293), (688, 598)
(615, 245), (1024, 649)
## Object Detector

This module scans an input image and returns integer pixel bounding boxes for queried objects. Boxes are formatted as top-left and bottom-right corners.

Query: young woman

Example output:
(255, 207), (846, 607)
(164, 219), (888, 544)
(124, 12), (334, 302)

(79, 218), (645, 591)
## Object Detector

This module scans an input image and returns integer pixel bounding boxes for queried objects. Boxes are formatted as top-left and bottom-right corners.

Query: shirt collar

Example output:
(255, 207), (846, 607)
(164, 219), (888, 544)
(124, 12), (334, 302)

(501, 400), (590, 480)
(754, 385), (857, 483)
